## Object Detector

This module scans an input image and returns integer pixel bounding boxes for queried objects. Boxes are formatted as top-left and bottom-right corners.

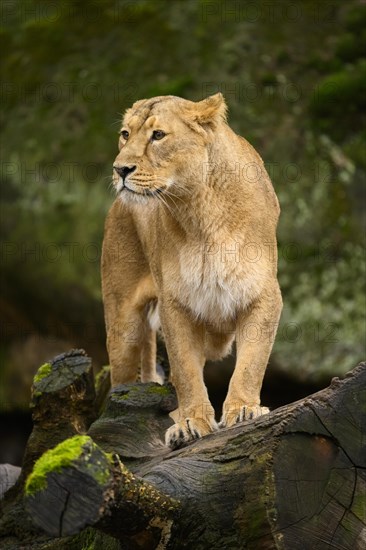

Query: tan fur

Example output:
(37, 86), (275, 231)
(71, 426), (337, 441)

(102, 94), (282, 449)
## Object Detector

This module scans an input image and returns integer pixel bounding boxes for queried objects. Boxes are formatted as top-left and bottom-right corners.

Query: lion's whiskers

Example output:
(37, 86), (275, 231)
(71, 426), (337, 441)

(106, 177), (117, 195)
(154, 189), (175, 216)
(163, 188), (186, 209)
(156, 194), (173, 215)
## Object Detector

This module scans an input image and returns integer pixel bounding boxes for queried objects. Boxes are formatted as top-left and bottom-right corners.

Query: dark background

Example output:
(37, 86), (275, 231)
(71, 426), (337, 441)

(1, 0), (365, 464)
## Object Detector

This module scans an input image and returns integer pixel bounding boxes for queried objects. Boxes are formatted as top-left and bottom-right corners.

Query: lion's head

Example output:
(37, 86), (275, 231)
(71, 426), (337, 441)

(112, 94), (227, 203)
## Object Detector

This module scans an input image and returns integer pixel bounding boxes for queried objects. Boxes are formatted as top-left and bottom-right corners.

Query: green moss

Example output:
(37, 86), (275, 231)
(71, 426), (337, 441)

(113, 393), (128, 401)
(25, 435), (111, 496)
(94, 365), (110, 392)
(63, 527), (96, 550)
(112, 385), (140, 401)
(33, 362), (52, 384)
(75, 528), (96, 550)
(147, 385), (170, 395)
(85, 455), (111, 485)
(77, 529), (120, 550)
(113, 386), (139, 401)
(113, 384), (170, 401)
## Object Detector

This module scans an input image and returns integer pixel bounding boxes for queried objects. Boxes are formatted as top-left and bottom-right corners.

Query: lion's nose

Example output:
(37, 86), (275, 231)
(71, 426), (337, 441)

(114, 165), (136, 180)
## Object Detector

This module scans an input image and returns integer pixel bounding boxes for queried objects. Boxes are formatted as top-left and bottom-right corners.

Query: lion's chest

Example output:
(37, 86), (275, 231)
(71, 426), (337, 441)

(175, 241), (260, 324)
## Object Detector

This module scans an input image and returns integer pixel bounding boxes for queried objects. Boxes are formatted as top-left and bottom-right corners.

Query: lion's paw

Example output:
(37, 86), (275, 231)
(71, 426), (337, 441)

(219, 404), (270, 429)
(165, 417), (218, 450)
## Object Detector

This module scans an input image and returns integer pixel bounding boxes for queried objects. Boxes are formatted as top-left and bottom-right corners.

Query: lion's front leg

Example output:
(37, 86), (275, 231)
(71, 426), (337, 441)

(102, 200), (158, 386)
(220, 282), (282, 428)
(159, 298), (217, 449)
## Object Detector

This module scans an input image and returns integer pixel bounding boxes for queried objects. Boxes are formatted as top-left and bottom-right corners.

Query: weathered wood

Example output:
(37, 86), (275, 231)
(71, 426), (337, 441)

(23, 348), (96, 479)
(0, 349), (97, 549)
(94, 365), (111, 415)
(0, 465), (21, 499)
(24, 435), (179, 544)
(21, 362), (366, 549)
(88, 382), (177, 464)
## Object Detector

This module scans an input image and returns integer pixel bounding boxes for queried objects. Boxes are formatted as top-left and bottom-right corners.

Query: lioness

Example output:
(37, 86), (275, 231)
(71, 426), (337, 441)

(102, 93), (282, 449)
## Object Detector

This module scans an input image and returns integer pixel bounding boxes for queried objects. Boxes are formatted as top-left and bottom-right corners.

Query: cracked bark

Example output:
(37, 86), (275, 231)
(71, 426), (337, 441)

(1, 357), (365, 550)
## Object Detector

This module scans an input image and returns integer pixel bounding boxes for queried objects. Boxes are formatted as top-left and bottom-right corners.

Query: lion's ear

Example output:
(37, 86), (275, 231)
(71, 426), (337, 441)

(188, 93), (227, 128)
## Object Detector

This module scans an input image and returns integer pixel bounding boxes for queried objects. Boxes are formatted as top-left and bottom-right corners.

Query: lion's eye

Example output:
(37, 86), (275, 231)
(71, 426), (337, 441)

(152, 130), (166, 141)
(120, 130), (129, 140)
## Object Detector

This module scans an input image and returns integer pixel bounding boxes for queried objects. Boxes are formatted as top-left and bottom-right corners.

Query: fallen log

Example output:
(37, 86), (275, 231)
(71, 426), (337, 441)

(24, 435), (179, 545)
(22, 348), (96, 480)
(22, 361), (366, 549)
(0, 349), (97, 549)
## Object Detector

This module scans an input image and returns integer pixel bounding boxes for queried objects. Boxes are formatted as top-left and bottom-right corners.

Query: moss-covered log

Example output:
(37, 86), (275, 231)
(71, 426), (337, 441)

(22, 348), (96, 480)
(0, 349), (97, 549)
(88, 382), (177, 464)
(21, 362), (366, 549)
(25, 435), (179, 545)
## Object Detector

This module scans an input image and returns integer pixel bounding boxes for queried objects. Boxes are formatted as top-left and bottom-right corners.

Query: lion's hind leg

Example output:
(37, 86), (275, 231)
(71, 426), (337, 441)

(139, 301), (164, 384)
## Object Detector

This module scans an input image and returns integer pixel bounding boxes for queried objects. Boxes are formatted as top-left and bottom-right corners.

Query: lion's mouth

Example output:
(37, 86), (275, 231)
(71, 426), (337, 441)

(119, 182), (163, 197)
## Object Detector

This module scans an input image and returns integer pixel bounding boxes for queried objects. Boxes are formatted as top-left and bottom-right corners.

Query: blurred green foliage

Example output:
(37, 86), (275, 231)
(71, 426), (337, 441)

(1, 0), (365, 396)
(308, 4), (366, 150)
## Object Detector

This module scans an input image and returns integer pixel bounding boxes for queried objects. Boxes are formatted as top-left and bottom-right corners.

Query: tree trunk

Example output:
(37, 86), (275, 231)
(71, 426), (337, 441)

(1, 356), (365, 550)
(22, 348), (96, 480)
(0, 349), (96, 549)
